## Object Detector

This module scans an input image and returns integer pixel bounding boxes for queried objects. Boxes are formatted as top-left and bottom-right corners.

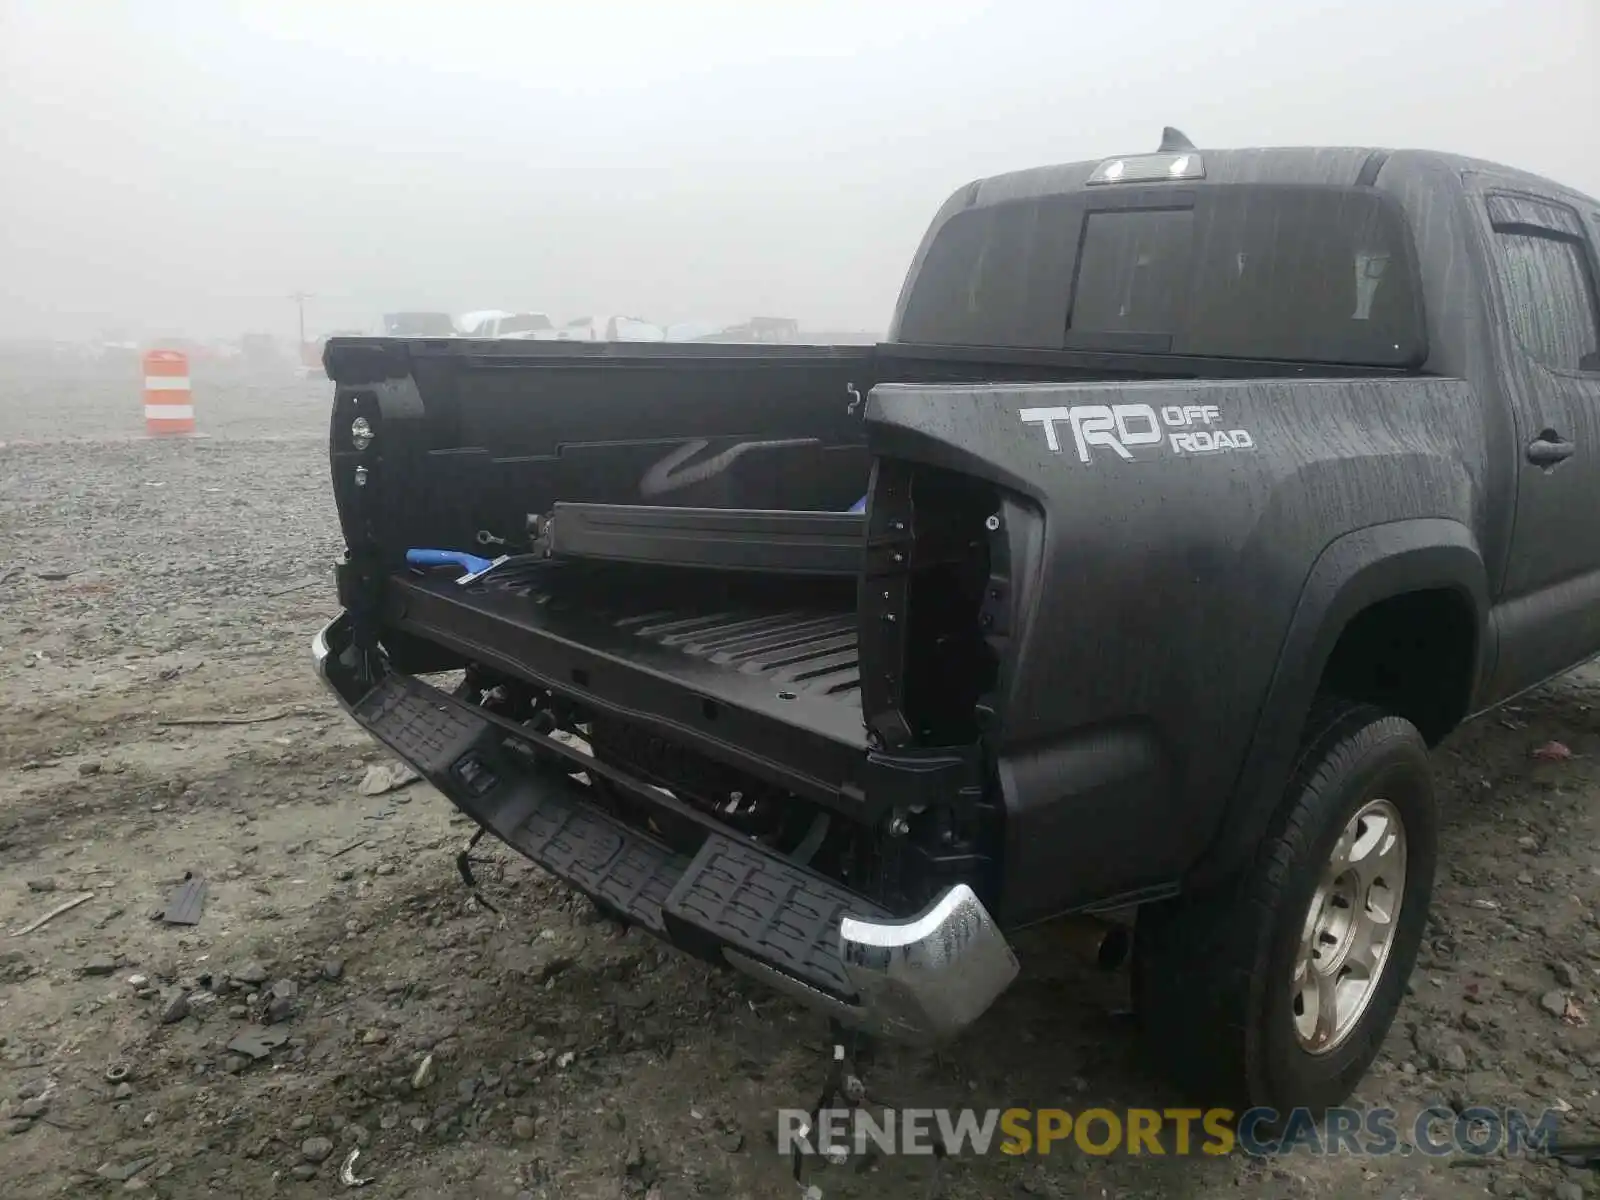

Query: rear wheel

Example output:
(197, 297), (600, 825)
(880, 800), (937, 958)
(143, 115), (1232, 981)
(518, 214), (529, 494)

(1133, 699), (1437, 1112)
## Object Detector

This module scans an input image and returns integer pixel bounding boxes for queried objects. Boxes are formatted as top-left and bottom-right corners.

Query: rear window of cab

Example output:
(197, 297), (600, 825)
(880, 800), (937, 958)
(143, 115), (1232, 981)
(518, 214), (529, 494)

(897, 184), (1425, 368)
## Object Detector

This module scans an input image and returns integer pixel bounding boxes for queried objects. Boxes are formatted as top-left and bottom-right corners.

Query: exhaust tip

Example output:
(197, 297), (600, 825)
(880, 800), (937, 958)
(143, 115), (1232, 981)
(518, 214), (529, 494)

(1095, 925), (1133, 971)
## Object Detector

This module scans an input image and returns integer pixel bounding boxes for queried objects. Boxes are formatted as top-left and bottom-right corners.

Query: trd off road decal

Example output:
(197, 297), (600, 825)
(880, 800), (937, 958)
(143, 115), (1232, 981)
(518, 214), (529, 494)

(1019, 403), (1256, 464)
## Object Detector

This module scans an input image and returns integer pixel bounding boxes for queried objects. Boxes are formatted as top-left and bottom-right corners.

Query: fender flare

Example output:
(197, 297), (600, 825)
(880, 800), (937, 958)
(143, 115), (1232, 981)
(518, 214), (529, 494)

(1186, 518), (1490, 888)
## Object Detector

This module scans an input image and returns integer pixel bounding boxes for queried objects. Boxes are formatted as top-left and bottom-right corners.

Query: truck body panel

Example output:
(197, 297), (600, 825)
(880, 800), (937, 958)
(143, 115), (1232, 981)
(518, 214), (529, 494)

(862, 374), (1488, 918)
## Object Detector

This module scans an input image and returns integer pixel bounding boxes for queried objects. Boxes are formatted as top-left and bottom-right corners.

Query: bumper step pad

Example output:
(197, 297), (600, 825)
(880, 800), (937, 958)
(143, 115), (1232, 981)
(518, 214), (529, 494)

(350, 673), (882, 997)
(663, 834), (888, 998)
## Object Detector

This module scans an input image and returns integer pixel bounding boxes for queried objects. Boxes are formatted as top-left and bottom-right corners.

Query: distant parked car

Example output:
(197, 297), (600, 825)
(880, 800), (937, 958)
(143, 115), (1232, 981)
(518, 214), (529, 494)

(382, 312), (459, 338)
(663, 318), (804, 344)
(458, 310), (557, 339)
(556, 315), (665, 342)
(664, 320), (740, 342)
(725, 317), (801, 343)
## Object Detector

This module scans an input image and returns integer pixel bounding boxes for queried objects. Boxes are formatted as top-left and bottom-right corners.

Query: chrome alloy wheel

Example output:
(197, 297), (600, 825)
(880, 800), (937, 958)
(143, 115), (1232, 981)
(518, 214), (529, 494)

(1291, 798), (1408, 1055)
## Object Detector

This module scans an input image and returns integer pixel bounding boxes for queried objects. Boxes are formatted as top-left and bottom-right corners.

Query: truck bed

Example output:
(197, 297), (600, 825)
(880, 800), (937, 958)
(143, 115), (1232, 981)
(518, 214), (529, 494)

(384, 560), (871, 809)
(322, 335), (1195, 570)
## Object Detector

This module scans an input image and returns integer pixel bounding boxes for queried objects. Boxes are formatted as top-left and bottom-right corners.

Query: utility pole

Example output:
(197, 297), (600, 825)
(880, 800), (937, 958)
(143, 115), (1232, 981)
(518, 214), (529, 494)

(290, 291), (314, 347)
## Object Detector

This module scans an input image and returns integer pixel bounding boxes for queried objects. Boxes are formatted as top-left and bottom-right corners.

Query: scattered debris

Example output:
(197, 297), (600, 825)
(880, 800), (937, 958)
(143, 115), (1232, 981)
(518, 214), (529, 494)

(158, 709), (295, 727)
(339, 1147), (374, 1188)
(265, 577), (321, 598)
(26, 878), (57, 893)
(410, 1053), (435, 1091)
(225, 1028), (290, 1061)
(327, 839), (368, 860)
(1533, 740), (1574, 761)
(302, 1136), (335, 1164)
(10, 891), (94, 936)
(96, 1157), (156, 1183)
(1552, 961), (1583, 989)
(358, 761), (420, 797)
(232, 961), (270, 987)
(80, 958), (118, 977)
(104, 1064), (131, 1084)
(158, 990), (190, 1024)
(265, 977), (299, 1024)
(160, 872), (207, 926)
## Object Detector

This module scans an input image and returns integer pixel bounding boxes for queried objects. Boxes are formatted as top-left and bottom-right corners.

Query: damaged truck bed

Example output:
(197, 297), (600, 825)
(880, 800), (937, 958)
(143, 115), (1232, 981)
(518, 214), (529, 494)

(315, 134), (1600, 1114)
(317, 550), (1011, 1038)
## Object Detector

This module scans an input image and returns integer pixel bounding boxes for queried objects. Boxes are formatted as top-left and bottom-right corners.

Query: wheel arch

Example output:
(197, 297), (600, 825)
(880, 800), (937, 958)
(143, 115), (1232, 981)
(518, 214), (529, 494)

(1186, 518), (1489, 888)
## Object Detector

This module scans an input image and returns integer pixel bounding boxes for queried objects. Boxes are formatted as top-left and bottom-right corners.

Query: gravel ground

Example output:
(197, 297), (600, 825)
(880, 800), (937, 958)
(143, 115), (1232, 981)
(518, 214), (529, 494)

(4, 362), (1600, 1199)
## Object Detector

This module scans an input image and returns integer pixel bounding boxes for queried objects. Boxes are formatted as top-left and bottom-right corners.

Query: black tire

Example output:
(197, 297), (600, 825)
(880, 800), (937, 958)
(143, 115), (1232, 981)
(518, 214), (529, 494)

(1133, 698), (1437, 1113)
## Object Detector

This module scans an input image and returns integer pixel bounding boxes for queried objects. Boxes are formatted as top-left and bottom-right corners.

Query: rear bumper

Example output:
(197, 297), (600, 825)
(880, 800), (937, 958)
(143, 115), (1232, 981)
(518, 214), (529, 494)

(313, 613), (1017, 1041)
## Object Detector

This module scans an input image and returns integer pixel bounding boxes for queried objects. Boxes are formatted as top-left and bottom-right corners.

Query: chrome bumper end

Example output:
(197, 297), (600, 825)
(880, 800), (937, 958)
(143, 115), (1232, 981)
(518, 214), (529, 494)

(838, 883), (1018, 1041)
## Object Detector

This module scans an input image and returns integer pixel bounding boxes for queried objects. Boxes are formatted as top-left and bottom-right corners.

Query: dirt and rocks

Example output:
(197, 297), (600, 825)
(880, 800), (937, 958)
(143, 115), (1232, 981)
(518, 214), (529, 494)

(5, 364), (1600, 1199)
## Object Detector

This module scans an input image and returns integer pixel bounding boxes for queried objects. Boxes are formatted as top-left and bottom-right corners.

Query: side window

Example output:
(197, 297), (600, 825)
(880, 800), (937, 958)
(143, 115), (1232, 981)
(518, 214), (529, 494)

(1494, 228), (1600, 373)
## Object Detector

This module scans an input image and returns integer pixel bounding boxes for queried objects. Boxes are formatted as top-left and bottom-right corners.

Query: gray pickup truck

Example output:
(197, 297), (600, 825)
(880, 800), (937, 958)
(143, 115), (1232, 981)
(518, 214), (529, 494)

(314, 132), (1600, 1113)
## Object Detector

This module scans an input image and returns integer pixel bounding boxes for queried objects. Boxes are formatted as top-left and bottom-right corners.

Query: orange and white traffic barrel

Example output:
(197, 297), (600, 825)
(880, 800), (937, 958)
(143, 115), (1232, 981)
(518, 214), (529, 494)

(142, 349), (195, 436)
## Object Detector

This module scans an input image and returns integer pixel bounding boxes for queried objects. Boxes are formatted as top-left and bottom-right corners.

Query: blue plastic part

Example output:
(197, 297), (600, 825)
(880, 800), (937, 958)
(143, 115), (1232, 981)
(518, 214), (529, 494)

(405, 548), (494, 576)
(849, 496), (867, 514)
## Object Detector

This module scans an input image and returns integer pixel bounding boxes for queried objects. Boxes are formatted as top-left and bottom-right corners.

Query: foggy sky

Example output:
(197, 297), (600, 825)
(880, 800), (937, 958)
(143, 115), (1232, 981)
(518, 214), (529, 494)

(2, 0), (1596, 342)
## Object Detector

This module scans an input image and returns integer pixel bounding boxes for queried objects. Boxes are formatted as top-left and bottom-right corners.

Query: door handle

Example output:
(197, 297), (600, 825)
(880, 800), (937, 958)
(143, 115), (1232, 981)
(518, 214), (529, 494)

(1527, 430), (1576, 468)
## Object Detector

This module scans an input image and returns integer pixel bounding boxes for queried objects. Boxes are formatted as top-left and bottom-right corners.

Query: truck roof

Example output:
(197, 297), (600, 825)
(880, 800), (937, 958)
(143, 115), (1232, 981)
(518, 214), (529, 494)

(962, 145), (1597, 210)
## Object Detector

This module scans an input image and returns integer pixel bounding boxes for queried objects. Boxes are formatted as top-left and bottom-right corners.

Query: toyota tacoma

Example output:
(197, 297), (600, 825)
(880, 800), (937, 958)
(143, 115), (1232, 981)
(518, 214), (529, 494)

(313, 132), (1600, 1112)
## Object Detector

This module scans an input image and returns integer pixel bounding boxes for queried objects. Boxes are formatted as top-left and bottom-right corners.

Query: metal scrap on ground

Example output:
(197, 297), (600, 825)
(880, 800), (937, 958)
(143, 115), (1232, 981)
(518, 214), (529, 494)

(10, 891), (94, 936)
(265, 577), (322, 598)
(339, 1147), (374, 1187)
(225, 1027), (291, 1060)
(158, 708), (296, 727)
(161, 872), (207, 925)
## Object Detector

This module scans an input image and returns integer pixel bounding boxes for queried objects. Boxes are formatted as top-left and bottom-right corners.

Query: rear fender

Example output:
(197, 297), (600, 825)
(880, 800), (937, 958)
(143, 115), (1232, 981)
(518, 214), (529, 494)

(1187, 518), (1490, 887)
